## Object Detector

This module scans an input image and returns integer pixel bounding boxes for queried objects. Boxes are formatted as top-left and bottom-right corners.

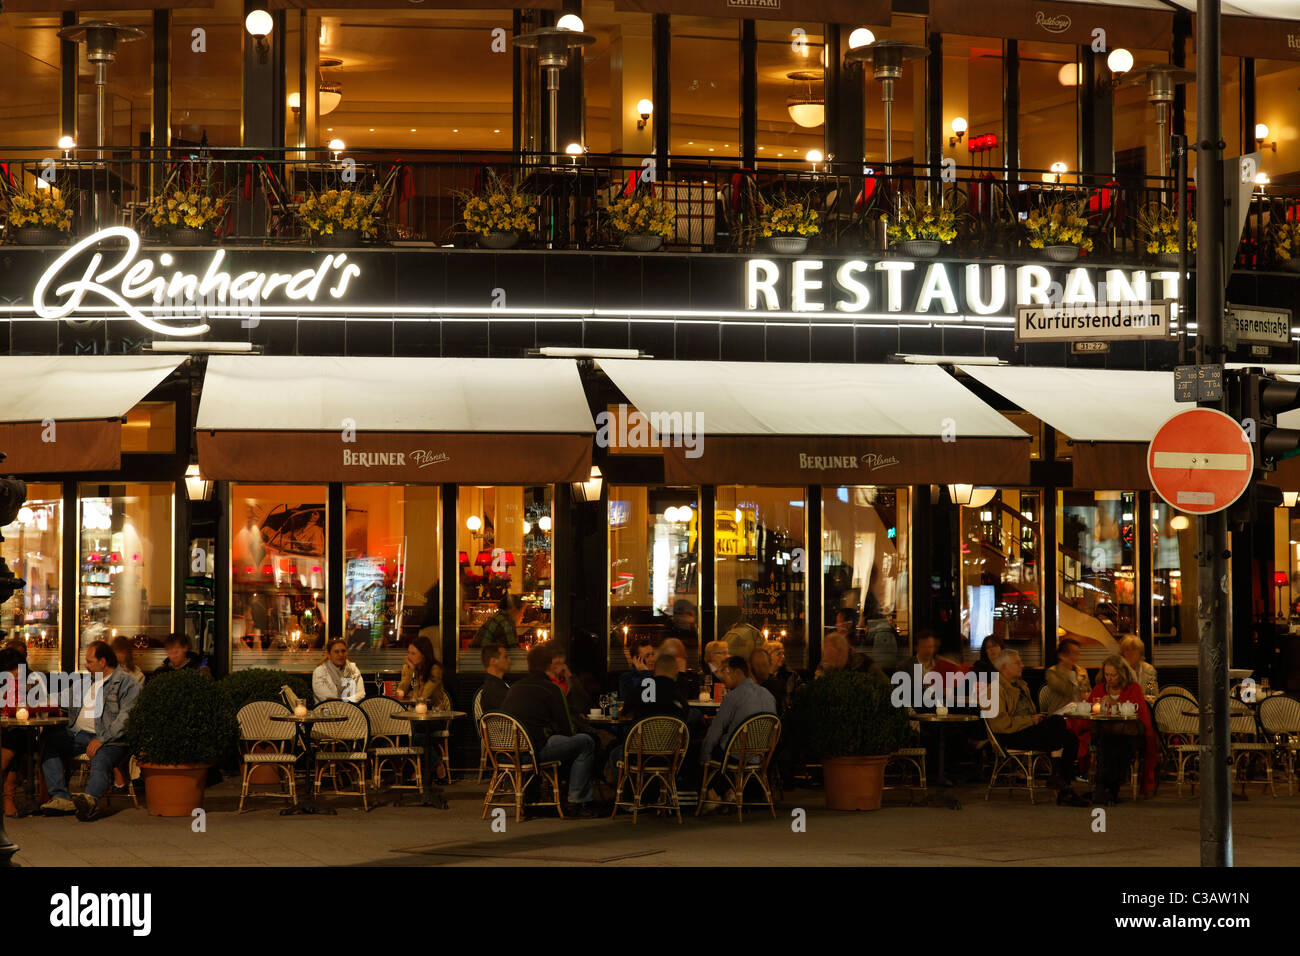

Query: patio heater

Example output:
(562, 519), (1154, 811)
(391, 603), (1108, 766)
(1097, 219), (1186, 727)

(1125, 64), (1195, 177)
(57, 21), (144, 159)
(843, 40), (928, 168)
(512, 16), (595, 166)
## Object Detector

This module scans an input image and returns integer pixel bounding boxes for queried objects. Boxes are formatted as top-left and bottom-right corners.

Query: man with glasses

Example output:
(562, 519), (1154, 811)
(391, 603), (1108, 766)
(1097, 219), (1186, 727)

(618, 636), (657, 705)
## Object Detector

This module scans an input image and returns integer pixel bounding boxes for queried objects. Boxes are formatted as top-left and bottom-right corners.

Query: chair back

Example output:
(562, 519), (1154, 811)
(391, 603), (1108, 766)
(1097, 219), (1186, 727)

(473, 688), (484, 722)
(982, 717), (1010, 759)
(1228, 698), (1259, 739)
(1152, 691), (1199, 738)
(480, 712), (537, 768)
(1258, 695), (1300, 739)
(359, 696), (410, 743)
(624, 716), (688, 770)
(236, 700), (295, 745)
(720, 714), (780, 771)
(310, 699), (369, 748)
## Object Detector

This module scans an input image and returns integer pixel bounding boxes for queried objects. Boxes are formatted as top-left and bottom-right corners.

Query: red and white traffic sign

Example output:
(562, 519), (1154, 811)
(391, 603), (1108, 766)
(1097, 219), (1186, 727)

(1147, 408), (1254, 515)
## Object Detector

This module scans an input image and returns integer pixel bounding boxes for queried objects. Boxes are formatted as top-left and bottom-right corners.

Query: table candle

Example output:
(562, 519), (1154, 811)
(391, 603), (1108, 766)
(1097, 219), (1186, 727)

(1092, 702), (1101, 714)
(414, 702), (428, 716)
(14, 707), (29, 722)
(293, 704), (308, 718)
(935, 705), (948, 717)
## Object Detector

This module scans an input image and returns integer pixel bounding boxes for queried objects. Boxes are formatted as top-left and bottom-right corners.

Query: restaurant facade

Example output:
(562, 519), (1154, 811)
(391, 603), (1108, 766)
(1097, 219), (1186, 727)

(1, 0), (1299, 727)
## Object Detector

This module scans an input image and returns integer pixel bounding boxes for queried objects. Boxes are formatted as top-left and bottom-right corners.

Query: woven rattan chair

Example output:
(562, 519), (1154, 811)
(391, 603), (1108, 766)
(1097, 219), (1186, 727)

(310, 700), (371, 811)
(474, 689), (487, 782)
(72, 752), (139, 810)
(884, 747), (928, 802)
(697, 714), (780, 821)
(1229, 699), (1277, 797)
(480, 713), (563, 822)
(1258, 695), (1300, 796)
(1152, 689), (1199, 796)
(611, 716), (689, 823)
(236, 700), (298, 813)
(360, 697), (422, 793)
(982, 718), (1053, 804)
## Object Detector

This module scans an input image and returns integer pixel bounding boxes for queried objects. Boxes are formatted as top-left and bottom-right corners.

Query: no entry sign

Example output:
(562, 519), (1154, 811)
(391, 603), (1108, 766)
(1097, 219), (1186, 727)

(1146, 408), (1254, 515)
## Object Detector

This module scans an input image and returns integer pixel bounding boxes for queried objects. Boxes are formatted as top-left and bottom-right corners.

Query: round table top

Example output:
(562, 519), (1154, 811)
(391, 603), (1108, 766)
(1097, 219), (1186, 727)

(688, 699), (721, 708)
(1073, 711), (1139, 721)
(269, 713), (346, 724)
(391, 710), (466, 722)
(915, 712), (979, 722)
(1, 715), (68, 728)
(583, 713), (633, 724)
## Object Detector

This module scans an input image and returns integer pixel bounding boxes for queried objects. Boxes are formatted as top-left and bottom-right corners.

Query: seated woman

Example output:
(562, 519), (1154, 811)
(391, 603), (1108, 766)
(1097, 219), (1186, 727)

(312, 638), (366, 703)
(1086, 654), (1158, 803)
(702, 640), (730, 700)
(395, 636), (451, 782)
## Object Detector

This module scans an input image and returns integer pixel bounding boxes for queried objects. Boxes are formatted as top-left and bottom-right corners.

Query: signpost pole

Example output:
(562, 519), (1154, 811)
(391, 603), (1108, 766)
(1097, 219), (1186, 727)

(1194, 0), (1231, 869)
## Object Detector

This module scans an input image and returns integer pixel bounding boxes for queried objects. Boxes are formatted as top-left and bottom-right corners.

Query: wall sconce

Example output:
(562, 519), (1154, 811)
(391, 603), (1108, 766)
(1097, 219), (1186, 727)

(328, 138), (344, 161)
(57, 135), (75, 159)
(636, 98), (653, 131)
(184, 463), (212, 502)
(949, 117), (967, 148)
(1256, 123), (1276, 152)
(573, 465), (603, 502)
(1106, 47), (1133, 76)
(538, 515), (552, 532)
(946, 484), (998, 508)
(1283, 491), (1299, 508)
(466, 514), (482, 532)
(847, 27), (874, 50)
(244, 9), (273, 64)
(805, 148), (823, 173)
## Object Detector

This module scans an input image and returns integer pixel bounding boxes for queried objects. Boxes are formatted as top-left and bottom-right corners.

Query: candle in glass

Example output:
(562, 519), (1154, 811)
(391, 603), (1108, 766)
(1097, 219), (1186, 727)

(414, 702), (428, 716)
(14, 707), (29, 722)
(294, 703), (308, 717)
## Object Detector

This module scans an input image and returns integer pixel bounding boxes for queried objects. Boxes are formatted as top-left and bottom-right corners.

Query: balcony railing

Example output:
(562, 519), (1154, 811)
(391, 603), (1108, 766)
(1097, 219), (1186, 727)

(1, 145), (1296, 272)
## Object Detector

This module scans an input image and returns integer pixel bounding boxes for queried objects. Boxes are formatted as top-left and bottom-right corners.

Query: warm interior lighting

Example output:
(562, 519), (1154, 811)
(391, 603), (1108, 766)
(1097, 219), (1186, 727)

(805, 148), (823, 166)
(466, 515), (482, 532)
(538, 515), (552, 532)
(637, 98), (653, 130)
(1057, 62), (1081, 87)
(947, 485), (998, 508)
(951, 116), (967, 135)
(848, 27), (875, 49)
(556, 13), (584, 32)
(1106, 47), (1134, 75)
(318, 89), (342, 115)
(244, 9), (273, 37)
(184, 464), (211, 502)
(1050, 161), (1068, 173)
(1284, 491), (1300, 508)
(327, 138), (344, 152)
(57, 135), (75, 151)
(573, 465), (603, 503)
(1170, 514), (1191, 530)
(1256, 172), (1270, 186)
(1255, 122), (1269, 141)
(787, 102), (825, 128)
(565, 142), (584, 156)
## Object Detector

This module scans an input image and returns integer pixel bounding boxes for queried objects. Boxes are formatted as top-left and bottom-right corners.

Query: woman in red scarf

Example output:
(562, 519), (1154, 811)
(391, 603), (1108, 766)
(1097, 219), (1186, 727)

(1087, 654), (1158, 802)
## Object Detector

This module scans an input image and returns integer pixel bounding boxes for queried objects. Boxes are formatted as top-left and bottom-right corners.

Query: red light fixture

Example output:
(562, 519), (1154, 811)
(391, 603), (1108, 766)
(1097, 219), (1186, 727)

(503, 551), (515, 566)
(458, 551), (469, 566)
(475, 550), (493, 567)
(1274, 571), (1288, 586)
(968, 132), (998, 153)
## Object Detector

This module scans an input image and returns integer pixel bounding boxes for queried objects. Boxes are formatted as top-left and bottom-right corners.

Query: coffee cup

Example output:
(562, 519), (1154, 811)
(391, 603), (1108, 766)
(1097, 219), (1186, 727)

(589, 708), (602, 717)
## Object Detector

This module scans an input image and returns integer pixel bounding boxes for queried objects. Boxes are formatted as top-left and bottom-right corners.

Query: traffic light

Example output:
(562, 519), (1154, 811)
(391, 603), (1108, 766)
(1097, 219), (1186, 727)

(1228, 369), (1300, 526)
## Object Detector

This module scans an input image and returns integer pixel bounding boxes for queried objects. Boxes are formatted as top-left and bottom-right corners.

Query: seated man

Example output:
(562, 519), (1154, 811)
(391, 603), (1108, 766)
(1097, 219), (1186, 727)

(987, 649), (1087, 807)
(1042, 638), (1090, 714)
(479, 642), (512, 713)
(154, 633), (209, 676)
(618, 636), (656, 704)
(501, 644), (599, 818)
(622, 653), (692, 724)
(659, 636), (702, 702)
(894, 630), (963, 685)
(41, 640), (141, 822)
(699, 657), (777, 804)
(817, 632), (887, 682)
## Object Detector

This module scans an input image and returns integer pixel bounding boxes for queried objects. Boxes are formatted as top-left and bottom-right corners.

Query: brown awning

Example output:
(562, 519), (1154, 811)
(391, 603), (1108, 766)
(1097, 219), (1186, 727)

(929, 0), (1173, 49)
(6, 0), (211, 9)
(0, 421), (120, 475)
(1070, 442), (1152, 490)
(1206, 16), (1300, 62)
(613, 0), (890, 25)
(268, 0), (558, 7)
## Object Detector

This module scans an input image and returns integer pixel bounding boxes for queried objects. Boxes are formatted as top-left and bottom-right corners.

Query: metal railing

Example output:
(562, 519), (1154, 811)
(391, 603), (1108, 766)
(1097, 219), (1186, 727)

(0, 145), (1296, 270)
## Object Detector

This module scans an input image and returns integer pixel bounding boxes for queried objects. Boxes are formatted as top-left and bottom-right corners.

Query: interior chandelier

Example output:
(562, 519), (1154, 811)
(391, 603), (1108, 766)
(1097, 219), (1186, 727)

(786, 70), (825, 128)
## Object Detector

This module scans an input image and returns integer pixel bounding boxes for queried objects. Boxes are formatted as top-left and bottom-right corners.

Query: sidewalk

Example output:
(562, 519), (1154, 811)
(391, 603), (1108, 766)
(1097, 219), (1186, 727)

(10, 775), (1300, 867)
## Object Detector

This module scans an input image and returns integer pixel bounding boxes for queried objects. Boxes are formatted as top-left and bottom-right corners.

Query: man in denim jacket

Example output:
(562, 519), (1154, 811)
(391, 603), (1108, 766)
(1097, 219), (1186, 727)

(41, 640), (141, 822)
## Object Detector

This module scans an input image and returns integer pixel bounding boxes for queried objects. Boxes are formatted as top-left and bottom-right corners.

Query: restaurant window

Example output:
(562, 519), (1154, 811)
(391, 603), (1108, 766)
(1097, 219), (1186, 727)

(230, 484), (327, 672)
(756, 21), (825, 164)
(1253, 58), (1300, 183)
(2, 484), (62, 672)
(0, 14), (61, 153)
(670, 17), (739, 157)
(121, 402), (176, 454)
(1019, 41), (1078, 174)
(1152, 500), (1213, 669)
(609, 486), (699, 670)
(172, 0), (242, 147)
(822, 486), (909, 671)
(583, 0), (654, 155)
(76, 12), (152, 152)
(457, 485), (552, 672)
(943, 36), (1004, 172)
(715, 486), (806, 668)
(342, 484), (439, 673)
(960, 489), (1042, 665)
(79, 482), (174, 673)
(1057, 490), (1138, 667)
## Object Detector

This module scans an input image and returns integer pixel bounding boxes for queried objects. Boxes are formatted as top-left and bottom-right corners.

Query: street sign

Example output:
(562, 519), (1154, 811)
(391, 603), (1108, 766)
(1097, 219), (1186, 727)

(1174, 364), (1223, 403)
(1015, 300), (1172, 343)
(1228, 304), (1292, 348)
(1147, 407), (1254, 515)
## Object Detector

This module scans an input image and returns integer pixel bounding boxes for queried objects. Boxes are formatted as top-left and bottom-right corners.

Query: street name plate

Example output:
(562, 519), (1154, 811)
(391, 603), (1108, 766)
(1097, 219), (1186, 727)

(1071, 341), (1110, 354)
(1228, 304), (1292, 347)
(1174, 364), (1223, 403)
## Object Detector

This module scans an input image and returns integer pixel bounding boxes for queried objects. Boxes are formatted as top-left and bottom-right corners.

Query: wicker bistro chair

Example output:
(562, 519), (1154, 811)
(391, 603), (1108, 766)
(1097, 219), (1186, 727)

(1229, 698), (1277, 797)
(1152, 689), (1200, 796)
(982, 718), (1053, 804)
(884, 747), (928, 802)
(696, 714), (781, 822)
(611, 716), (689, 823)
(72, 752), (139, 810)
(360, 697), (423, 793)
(480, 713), (563, 822)
(235, 700), (299, 813)
(309, 700), (371, 811)
(1258, 695), (1300, 796)
(473, 689), (487, 783)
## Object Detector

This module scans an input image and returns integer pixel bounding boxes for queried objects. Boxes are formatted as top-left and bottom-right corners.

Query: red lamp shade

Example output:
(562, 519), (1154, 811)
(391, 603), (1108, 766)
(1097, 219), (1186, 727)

(1275, 572), (1289, 587)
(475, 550), (493, 567)
(503, 551), (515, 566)
(458, 551), (469, 566)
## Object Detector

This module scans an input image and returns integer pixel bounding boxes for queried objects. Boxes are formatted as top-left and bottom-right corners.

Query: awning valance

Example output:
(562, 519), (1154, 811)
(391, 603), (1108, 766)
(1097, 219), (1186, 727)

(613, 0), (889, 25)
(0, 356), (182, 474)
(598, 360), (1030, 486)
(928, 0), (1174, 50)
(196, 356), (594, 484)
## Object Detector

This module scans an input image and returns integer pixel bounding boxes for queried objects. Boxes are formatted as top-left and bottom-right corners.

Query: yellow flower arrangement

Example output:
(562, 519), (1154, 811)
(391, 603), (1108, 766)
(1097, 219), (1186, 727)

(884, 201), (958, 245)
(1273, 221), (1300, 262)
(295, 187), (385, 236)
(761, 198), (820, 238)
(1024, 202), (1093, 253)
(1137, 203), (1196, 255)
(608, 192), (675, 239)
(145, 187), (228, 231)
(6, 190), (73, 232)
(460, 181), (539, 237)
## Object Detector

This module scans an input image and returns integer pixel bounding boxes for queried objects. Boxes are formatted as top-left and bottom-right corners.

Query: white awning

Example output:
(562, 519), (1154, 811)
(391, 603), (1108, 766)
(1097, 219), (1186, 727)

(956, 365), (1180, 443)
(0, 355), (182, 424)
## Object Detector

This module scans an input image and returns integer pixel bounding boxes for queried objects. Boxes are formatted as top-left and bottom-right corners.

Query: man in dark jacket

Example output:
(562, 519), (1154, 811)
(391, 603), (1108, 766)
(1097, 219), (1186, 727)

(480, 642), (512, 712)
(154, 633), (208, 677)
(501, 644), (598, 817)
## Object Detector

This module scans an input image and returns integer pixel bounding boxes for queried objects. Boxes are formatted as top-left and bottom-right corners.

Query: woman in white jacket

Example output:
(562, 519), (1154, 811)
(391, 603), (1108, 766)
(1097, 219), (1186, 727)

(313, 638), (366, 703)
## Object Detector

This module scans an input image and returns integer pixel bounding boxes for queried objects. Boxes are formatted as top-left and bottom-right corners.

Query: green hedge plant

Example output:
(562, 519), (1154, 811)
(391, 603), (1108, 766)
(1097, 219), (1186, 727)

(218, 668), (309, 715)
(789, 669), (909, 759)
(126, 669), (239, 766)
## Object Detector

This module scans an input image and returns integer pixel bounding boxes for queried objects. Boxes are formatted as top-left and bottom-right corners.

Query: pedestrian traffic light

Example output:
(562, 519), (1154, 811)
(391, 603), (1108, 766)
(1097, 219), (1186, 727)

(1227, 369), (1300, 526)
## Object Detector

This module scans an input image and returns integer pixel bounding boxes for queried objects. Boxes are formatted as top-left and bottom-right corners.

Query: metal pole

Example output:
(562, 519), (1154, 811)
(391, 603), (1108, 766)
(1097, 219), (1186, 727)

(1194, 0), (1231, 869)
(1175, 133), (1188, 365)
(882, 77), (893, 167)
(547, 65), (560, 166)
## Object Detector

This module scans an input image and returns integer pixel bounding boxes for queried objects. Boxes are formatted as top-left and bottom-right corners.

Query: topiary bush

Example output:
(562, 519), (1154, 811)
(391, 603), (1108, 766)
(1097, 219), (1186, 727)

(789, 669), (909, 759)
(126, 669), (238, 766)
(218, 668), (309, 715)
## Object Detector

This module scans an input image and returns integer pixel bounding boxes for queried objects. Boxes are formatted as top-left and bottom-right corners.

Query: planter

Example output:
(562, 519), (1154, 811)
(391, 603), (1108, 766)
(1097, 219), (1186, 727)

(166, 226), (214, 246)
(1043, 244), (1080, 262)
(822, 755), (890, 811)
(139, 762), (211, 817)
(478, 231), (520, 250)
(1153, 252), (1183, 267)
(763, 236), (809, 255)
(898, 239), (942, 258)
(247, 742), (283, 785)
(11, 226), (64, 246)
(1279, 258), (1300, 274)
(313, 228), (361, 247)
(621, 233), (664, 252)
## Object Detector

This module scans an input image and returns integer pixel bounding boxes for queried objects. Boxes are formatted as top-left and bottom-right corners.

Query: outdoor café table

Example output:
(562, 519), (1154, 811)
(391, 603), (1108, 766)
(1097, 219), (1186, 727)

(0, 714), (67, 817)
(391, 710), (466, 810)
(269, 712), (346, 815)
(582, 714), (635, 726)
(913, 713), (979, 809)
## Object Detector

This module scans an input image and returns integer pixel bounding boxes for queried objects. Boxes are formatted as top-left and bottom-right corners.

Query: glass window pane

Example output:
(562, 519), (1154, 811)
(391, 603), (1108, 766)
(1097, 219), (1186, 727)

(670, 17), (739, 158)
(1152, 501), (1202, 668)
(79, 482), (173, 672)
(2, 483), (62, 672)
(1058, 490), (1138, 668)
(821, 486), (908, 671)
(457, 485), (552, 672)
(1019, 41), (1078, 174)
(960, 489), (1042, 665)
(715, 486), (806, 668)
(0, 14), (61, 149)
(756, 21), (824, 163)
(584, 0), (654, 156)
(77, 12), (152, 152)
(943, 37), (1003, 171)
(230, 484), (327, 672)
(121, 402), (175, 454)
(343, 484), (439, 674)
(609, 486), (699, 670)
(171, 0), (242, 147)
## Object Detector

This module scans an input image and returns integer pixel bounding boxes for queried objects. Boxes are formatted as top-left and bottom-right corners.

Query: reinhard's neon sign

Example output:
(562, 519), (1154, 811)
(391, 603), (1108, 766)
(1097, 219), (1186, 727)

(33, 226), (362, 336)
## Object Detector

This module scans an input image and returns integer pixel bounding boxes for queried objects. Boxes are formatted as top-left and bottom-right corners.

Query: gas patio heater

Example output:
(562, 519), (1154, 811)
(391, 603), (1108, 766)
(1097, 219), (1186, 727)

(844, 39), (928, 169)
(513, 15), (595, 166)
(1125, 64), (1195, 177)
(57, 21), (144, 158)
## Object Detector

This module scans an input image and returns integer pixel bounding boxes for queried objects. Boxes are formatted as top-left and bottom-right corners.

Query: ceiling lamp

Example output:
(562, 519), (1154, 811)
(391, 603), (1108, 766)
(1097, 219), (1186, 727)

(947, 484), (998, 509)
(317, 57), (343, 116)
(786, 70), (825, 128)
(1057, 62), (1081, 87)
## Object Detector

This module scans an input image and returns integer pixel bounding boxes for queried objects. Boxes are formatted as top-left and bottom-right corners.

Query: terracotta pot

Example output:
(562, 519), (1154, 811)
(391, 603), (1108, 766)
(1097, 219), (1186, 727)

(822, 755), (889, 811)
(139, 762), (211, 817)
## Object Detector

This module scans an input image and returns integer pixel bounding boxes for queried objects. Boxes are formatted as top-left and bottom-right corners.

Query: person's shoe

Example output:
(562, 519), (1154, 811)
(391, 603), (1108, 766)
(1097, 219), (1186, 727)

(40, 796), (76, 815)
(74, 793), (108, 822)
(567, 802), (600, 819)
(1057, 790), (1088, 807)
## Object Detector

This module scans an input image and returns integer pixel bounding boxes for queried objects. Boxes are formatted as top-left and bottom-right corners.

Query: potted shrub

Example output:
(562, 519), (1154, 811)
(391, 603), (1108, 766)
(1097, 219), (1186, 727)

(218, 668), (309, 783)
(460, 179), (539, 249)
(1024, 201), (1092, 261)
(126, 669), (238, 817)
(885, 196), (958, 258)
(759, 195), (820, 254)
(144, 183), (229, 245)
(789, 669), (909, 811)
(5, 189), (73, 245)
(1137, 202), (1195, 266)
(608, 190), (675, 251)
(1274, 222), (1300, 273)
(296, 187), (386, 246)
